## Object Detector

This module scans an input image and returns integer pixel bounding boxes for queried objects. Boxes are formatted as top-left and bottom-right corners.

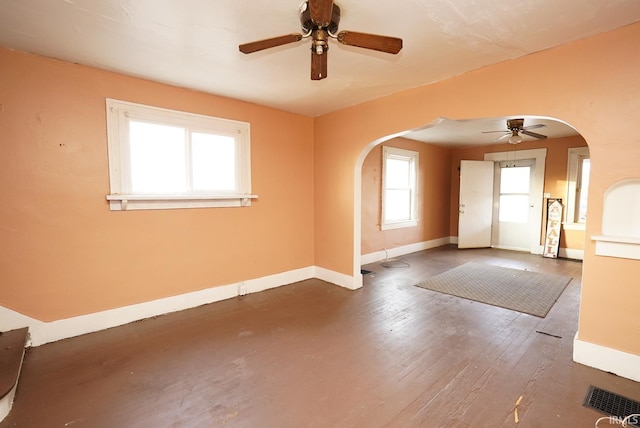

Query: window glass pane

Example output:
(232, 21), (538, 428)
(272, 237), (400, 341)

(577, 158), (590, 222)
(499, 195), (529, 223)
(191, 133), (236, 191)
(500, 166), (530, 193)
(385, 189), (411, 221)
(385, 158), (410, 188)
(129, 121), (186, 193)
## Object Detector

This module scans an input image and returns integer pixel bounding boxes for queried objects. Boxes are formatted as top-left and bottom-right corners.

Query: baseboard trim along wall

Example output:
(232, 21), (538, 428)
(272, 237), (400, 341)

(0, 266), (357, 347)
(559, 248), (584, 260)
(573, 332), (640, 382)
(361, 237), (454, 265)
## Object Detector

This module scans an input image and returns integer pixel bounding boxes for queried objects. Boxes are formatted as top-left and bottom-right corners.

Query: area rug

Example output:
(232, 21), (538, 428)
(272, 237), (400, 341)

(414, 262), (572, 317)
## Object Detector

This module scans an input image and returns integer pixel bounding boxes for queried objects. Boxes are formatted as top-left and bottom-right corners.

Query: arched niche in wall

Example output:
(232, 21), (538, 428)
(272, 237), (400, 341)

(592, 178), (640, 260)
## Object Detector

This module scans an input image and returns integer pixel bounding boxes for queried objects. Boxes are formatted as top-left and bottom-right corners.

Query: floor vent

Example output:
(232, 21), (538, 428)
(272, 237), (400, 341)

(583, 385), (640, 426)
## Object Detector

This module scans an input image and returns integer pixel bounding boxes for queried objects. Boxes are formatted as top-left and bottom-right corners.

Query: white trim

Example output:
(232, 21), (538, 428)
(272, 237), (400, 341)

(491, 244), (530, 252)
(566, 147), (590, 224)
(360, 237), (453, 265)
(592, 235), (640, 260)
(314, 267), (361, 290)
(562, 222), (585, 231)
(574, 333), (640, 382)
(381, 146), (419, 230)
(558, 247), (584, 260)
(106, 194), (258, 210)
(484, 148), (547, 255)
(1, 266), (361, 347)
(105, 98), (252, 210)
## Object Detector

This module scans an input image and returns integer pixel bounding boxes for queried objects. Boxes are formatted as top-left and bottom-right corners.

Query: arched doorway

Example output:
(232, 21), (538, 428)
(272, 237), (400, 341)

(355, 116), (587, 278)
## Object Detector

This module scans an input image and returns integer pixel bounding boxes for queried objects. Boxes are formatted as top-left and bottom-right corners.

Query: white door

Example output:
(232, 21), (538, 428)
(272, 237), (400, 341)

(491, 159), (535, 251)
(458, 160), (494, 249)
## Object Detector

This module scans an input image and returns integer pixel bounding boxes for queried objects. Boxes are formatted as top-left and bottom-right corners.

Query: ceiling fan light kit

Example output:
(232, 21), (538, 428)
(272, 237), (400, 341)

(508, 133), (523, 145)
(239, 0), (403, 80)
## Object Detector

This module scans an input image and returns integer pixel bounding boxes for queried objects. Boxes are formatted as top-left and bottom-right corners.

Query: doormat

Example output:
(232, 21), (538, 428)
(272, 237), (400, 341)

(583, 385), (640, 426)
(414, 262), (571, 317)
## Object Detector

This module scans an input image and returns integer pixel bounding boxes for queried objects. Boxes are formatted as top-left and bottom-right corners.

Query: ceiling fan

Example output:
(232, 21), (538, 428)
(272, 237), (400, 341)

(238, 0), (403, 80)
(483, 118), (548, 144)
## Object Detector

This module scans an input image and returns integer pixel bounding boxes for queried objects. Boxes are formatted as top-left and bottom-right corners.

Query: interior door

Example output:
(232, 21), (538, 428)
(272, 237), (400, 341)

(458, 160), (494, 248)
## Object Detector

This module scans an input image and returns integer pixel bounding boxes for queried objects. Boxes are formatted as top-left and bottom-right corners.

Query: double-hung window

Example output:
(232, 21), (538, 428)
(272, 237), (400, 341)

(381, 146), (419, 230)
(565, 147), (590, 227)
(105, 99), (255, 210)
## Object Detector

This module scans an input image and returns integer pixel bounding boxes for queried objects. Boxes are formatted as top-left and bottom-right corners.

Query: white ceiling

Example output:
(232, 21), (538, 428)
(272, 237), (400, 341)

(402, 116), (579, 147)
(2, 0), (640, 143)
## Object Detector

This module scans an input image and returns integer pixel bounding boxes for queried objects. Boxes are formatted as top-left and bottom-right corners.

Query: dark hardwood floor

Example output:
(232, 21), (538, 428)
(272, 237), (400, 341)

(2, 246), (639, 427)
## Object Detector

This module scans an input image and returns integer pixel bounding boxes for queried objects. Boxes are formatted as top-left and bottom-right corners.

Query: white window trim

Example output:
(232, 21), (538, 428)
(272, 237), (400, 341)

(565, 147), (589, 229)
(381, 146), (419, 230)
(105, 99), (256, 211)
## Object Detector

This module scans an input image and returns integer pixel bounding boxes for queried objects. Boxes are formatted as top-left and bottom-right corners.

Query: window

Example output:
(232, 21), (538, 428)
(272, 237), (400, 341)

(498, 164), (531, 223)
(381, 146), (418, 230)
(105, 99), (255, 210)
(565, 147), (590, 227)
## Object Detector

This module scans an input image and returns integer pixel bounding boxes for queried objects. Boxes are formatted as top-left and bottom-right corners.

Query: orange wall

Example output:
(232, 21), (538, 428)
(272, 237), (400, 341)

(314, 22), (640, 356)
(361, 138), (451, 255)
(449, 135), (588, 250)
(2, 21), (639, 362)
(0, 48), (314, 322)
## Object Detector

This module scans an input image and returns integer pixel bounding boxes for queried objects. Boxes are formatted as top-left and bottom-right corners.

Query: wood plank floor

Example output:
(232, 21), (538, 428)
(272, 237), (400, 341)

(3, 246), (639, 427)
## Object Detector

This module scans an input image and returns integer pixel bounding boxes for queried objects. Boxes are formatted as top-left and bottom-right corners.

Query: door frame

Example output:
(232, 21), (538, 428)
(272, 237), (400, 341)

(491, 158), (536, 252)
(484, 148), (547, 255)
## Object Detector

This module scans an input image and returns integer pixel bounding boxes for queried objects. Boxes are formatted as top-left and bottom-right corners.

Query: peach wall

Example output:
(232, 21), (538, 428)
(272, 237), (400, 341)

(361, 138), (451, 255)
(449, 135), (588, 250)
(0, 48), (314, 322)
(314, 22), (640, 357)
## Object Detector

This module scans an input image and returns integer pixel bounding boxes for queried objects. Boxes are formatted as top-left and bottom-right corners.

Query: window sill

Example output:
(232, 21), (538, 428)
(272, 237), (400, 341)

(562, 222), (586, 231)
(592, 235), (640, 261)
(381, 220), (418, 231)
(106, 194), (258, 211)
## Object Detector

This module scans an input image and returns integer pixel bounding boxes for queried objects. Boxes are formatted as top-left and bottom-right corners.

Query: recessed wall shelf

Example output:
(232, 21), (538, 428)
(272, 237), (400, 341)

(592, 179), (640, 260)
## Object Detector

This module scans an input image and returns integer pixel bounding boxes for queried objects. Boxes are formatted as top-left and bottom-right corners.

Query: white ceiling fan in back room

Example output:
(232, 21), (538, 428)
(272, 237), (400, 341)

(239, 0), (403, 80)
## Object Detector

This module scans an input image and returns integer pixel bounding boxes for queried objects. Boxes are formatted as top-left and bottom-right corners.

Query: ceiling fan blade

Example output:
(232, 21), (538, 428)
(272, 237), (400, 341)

(309, 0), (334, 26)
(482, 130), (510, 134)
(311, 51), (328, 80)
(521, 130), (548, 139)
(239, 33), (303, 54)
(522, 124), (546, 131)
(337, 31), (403, 54)
(494, 133), (511, 142)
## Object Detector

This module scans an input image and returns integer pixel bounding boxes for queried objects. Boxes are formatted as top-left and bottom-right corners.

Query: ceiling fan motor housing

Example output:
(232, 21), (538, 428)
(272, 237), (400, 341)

(507, 118), (524, 131)
(301, 2), (341, 34)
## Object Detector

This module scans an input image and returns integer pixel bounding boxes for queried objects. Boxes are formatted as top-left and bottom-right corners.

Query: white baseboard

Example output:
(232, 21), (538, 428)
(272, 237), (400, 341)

(1, 265), (356, 347)
(361, 237), (454, 265)
(559, 248), (584, 260)
(315, 267), (361, 290)
(450, 241), (583, 260)
(573, 333), (640, 382)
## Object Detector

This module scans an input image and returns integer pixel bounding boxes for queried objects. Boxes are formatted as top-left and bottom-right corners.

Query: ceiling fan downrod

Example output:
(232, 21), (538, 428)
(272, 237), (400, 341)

(312, 29), (329, 55)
